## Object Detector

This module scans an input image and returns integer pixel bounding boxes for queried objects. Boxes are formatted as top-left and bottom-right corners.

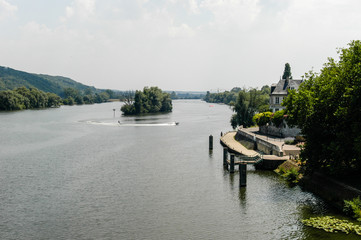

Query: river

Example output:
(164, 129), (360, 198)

(0, 100), (359, 239)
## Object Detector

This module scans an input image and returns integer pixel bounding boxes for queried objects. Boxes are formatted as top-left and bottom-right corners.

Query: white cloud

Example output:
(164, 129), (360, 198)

(189, 0), (200, 14)
(62, 0), (96, 21)
(3, 0), (361, 91)
(0, 0), (17, 21)
(200, 0), (260, 30)
(281, 0), (361, 34)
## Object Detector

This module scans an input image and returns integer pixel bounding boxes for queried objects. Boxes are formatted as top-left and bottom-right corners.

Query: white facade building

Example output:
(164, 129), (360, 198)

(269, 78), (303, 112)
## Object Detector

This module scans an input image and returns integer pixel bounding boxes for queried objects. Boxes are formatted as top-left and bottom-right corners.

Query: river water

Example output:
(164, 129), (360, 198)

(0, 100), (359, 240)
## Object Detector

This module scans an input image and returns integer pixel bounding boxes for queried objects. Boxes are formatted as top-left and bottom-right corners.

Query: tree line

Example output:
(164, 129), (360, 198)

(0, 87), (62, 110)
(0, 86), (128, 111)
(204, 86), (270, 107)
(282, 40), (361, 177)
(229, 86), (271, 128)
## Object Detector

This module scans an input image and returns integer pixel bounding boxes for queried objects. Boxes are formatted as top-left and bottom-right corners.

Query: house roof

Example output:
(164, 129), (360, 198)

(270, 79), (303, 95)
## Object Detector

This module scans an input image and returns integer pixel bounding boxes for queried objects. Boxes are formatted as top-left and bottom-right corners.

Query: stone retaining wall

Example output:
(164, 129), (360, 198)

(259, 122), (300, 138)
(235, 130), (283, 156)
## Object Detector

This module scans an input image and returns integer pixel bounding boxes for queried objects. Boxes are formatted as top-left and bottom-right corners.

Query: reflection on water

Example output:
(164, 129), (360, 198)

(0, 100), (360, 240)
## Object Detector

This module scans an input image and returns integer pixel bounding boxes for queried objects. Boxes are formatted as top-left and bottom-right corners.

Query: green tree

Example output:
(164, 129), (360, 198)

(63, 87), (80, 99)
(282, 63), (292, 80)
(230, 88), (271, 129)
(84, 87), (93, 95)
(46, 92), (62, 107)
(121, 87), (172, 115)
(83, 94), (94, 104)
(105, 89), (115, 99)
(14, 86), (31, 108)
(231, 91), (249, 128)
(0, 90), (26, 110)
(283, 40), (361, 176)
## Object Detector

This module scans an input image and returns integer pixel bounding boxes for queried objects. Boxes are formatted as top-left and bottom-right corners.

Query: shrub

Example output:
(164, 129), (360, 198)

(253, 111), (272, 126)
(344, 197), (361, 221)
(272, 109), (285, 127)
(282, 167), (300, 183)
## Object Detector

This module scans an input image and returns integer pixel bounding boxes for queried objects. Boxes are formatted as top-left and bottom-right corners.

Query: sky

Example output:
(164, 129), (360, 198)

(1, 0), (361, 91)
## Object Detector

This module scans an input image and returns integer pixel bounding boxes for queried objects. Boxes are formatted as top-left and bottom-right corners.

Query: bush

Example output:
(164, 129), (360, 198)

(272, 109), (285, 127)
(253, 111), (272, 126)
(282, 167), (300, 183)
(344, 197), (361, 221)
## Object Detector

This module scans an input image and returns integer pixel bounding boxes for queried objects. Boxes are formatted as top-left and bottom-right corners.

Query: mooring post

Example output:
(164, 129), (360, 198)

(230, 154), (235, 173)
(209, 135), (213, 150)
(223, 147), (228, 166)
(239, 163), (247, 187)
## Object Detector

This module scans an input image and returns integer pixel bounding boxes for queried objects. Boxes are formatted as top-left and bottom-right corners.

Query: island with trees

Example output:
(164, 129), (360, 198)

(121, 86), (172, 115)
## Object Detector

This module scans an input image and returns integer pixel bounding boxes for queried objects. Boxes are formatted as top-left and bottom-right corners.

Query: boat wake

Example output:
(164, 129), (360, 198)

(82, 120), (178, 127)
(118, 121), (178, 127)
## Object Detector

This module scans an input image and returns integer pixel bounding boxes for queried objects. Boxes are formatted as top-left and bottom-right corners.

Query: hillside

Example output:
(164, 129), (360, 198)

(0, 66), (96, 97)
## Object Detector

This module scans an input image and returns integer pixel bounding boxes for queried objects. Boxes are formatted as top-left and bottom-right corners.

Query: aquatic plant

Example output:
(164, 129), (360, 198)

(275, 165), (301, 184)
(344, 197), (361, 221)
(302, 216), (361, 235)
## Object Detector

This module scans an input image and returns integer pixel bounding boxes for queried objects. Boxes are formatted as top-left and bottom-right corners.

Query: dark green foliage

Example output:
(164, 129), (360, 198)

(203, 90), (238, 105)
(283, 40), (361, 176)
(272, 109), (285, 127)
(282, 63), (292, 80)
(121, 87), (172, 115)
(0, 87), (62, 110)
(46, 92), (62, 107)
(344, 197), (361, 221)
(61, 87), (111, 105)
(203, 87), (270, 106)
(230, 88), (270, 129)
(275, 166), (301, 184)
(0, 90), (26, 110)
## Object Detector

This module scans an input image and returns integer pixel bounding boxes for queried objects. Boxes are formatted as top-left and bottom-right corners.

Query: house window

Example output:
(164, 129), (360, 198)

(276, 97), (279, 104)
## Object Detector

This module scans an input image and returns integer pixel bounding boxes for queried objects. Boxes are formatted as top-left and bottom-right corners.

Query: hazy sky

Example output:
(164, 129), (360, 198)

(1, 0), (361, 91)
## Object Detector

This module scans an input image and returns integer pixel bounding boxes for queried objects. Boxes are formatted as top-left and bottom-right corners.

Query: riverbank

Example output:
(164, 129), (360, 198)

(222, 127), (361, 213)
(301, 172), (361, 211)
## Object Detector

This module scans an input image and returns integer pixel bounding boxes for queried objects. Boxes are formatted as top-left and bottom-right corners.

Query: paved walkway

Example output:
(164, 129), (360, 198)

(220, 131), (258, 156)
(240, 127), (300, 155)
(221, 129), (301, 160)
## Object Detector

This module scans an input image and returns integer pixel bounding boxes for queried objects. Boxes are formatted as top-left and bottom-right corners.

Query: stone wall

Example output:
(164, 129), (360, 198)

(235, 129), (283, 156)
(259, 121), (300, 138)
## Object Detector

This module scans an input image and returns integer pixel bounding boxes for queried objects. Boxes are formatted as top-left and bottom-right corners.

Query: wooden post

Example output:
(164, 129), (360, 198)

(223, 147), (228, 166)
(239, 163), (247, 187)
(230, 154), (235, 173)
(209, 135), (213, 150)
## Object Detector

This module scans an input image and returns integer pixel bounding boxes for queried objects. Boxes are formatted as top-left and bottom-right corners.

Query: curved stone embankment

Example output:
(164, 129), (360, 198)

(220, 131), (258, 156)
(220, 131), (289, 169)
